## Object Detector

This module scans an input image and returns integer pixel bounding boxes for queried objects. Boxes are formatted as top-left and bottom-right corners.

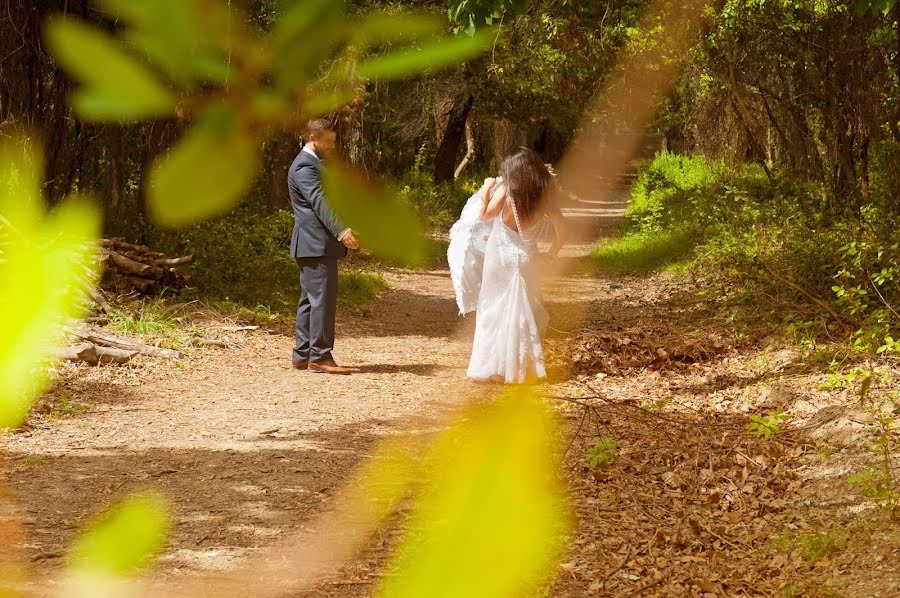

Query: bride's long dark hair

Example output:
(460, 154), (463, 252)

(499, 147), (552, 225)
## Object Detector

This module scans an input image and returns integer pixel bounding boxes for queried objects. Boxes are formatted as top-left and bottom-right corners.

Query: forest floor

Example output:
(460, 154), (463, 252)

(2, 191), (899, 597)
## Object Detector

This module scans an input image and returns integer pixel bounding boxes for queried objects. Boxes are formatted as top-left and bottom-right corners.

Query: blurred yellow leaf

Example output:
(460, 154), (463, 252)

(68, 493), (170, 577)
(345, 437), (421, 523)
(0, 140), (100, 429)
(377, 387), (572, 597)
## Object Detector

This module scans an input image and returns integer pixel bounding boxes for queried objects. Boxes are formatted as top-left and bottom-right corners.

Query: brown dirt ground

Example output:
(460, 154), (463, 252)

(2, 195), (898, 596)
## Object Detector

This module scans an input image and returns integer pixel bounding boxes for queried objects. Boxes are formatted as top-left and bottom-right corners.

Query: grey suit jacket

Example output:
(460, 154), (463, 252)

(288, 150), (348, 259)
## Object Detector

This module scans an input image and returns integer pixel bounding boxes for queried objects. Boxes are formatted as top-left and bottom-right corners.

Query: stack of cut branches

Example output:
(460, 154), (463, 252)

(99, 238), (193, 297)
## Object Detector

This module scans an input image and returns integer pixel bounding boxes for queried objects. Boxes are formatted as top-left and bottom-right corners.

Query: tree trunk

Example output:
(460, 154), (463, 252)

(109, 125), (126, 214)
(433, 94), (474, 182)
(491, 119), (527, 168)
(724, 55), (772, 180)
(859, 134), (871, 205)
(453, 119), (476, 180)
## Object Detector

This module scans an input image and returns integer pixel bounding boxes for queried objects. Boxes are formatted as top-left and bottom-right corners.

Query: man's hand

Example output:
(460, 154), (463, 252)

(340, 230), (359, 250)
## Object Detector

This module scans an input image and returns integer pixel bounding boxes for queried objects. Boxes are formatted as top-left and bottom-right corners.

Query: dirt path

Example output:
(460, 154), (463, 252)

(4, 192), (899, 596)
(1, 194), (625, 586)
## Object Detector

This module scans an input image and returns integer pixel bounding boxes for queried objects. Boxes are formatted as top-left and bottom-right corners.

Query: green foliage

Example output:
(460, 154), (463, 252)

(818, 365), (887, 394)
(592, 228), (695, 274)
(833, 239), (900, 352)
(108, 301), (181, 338)
(747, 410), (788, 439)
(854, 0), (898, 16)
(157, 207), (387, 310)
(626, 152), (716, 233)
(337, 269), (390, 308)
(44, 17), (176, 120)
(358, 30), (494, 79)
(0, 140), (100, 429)
(68, 493), (170, 577)
(586, 437), (617, 470)
(772, 526), (850, 564)
(849, 410), (899, 512)
(49, 396), (87, 419)
(167, 207), (297, 307)
(396, 172), (477, 230)
(469, 1), (635, 131)
(448, 0), (530, 36)
(378, 387), (571, 597)
(45, 0), (489, 269)
(796, 530), (849, 562)
(323, 164), (428, 266)
(618, 151), (900, 352)
(148, 110), (261, 227)
(849, 466), (899, 511)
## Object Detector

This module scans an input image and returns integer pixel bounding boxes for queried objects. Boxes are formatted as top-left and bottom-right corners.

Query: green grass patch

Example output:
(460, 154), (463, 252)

(198, 269), (389, 326)
(108, 301), (181, 338)
(338, 270), (389, 308)
(107, 300), (197, 349)
(592, 228), (696, 274)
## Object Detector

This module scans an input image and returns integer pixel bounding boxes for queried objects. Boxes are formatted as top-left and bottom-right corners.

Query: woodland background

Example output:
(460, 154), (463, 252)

(1, 0), (897, 349)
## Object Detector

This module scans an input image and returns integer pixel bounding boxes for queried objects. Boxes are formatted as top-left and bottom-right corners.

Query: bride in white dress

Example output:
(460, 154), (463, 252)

(448, 148), (568, 383)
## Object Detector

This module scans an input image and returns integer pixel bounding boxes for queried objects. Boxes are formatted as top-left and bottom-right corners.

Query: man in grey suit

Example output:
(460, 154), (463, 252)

(288, 119), (358, 375)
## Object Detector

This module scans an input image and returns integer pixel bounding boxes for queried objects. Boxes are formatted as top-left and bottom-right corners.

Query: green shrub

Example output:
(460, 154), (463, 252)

(614, 151), (900, 350)
(148, 206), (387, 311)
(171, 207), (297, 307)
(626, 152), (716, 232)
(396, 172), (481, 230)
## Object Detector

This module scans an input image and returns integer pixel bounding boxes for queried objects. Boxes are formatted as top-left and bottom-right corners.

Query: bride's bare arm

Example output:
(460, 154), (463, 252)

(547, 203), (569, 256)
(480, 179), (507, 221)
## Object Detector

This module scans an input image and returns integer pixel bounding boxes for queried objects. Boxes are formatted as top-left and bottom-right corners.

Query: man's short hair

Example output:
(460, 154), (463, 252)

(306, 118), (333, 140)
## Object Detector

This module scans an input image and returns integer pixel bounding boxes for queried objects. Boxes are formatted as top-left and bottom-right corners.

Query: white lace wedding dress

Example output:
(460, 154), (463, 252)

(448, 184), (549, 383)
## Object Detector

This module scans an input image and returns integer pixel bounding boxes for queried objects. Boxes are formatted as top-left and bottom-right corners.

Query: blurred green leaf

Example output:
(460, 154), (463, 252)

(322, 164), (427, 266)
(149, 110), (260, 228)
(351, 12), (443, 46)
(44, 16), (175, 121)
(273, 0), (343, 52)
(377, 387), (571, 597)
(272, 21), (350, 92)
(99, 0), (233, 87)
(302, 84), (359, 118)
(68, 493), (170, 576)
(854, 0), (897, 16)
(0, 141), (100, 429)
(358, 30), (492, 81)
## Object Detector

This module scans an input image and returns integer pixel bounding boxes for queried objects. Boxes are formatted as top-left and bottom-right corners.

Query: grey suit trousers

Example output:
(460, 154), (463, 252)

(293, 257), (338, 364)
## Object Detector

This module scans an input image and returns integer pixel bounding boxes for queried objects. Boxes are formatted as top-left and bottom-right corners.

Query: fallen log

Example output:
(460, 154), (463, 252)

(96, 346), (139, 364)
(71, 330), (182, 360)
(122, 276), (155, 293)
(154, 255), (194, 267)
(103, 249), (157, 277)
(55, 343), (99, 365)
(53, 343), (137, 365)
(101, 238), (164, 258)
